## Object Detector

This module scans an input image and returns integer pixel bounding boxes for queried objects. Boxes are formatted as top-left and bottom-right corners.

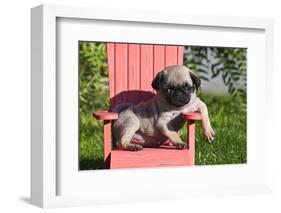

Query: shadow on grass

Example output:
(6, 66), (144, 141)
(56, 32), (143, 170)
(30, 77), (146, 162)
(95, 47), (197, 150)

(79, 158), (105, 170)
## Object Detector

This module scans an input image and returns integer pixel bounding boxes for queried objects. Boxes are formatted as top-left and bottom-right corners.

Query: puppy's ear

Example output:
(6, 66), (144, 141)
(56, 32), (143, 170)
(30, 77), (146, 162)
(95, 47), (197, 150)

(190, 72), (201, 91)
(152, 70), (165, 91)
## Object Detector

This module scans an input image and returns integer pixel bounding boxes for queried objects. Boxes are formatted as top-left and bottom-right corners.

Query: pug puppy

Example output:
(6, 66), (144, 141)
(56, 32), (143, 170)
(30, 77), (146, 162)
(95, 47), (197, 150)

(112, 65), (215, 151)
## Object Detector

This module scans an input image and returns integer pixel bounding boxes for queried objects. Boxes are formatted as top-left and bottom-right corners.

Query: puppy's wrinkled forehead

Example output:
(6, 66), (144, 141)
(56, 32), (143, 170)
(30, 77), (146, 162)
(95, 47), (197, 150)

(165, 65), (193, 86)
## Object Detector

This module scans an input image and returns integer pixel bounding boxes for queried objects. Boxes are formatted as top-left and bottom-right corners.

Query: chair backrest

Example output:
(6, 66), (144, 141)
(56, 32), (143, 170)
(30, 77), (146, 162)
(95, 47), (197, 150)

(106, 43), (184, 109)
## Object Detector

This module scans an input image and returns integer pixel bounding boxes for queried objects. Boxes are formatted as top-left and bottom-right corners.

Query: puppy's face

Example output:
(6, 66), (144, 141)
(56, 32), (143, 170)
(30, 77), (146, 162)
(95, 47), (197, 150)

(152, 65), (201, 108)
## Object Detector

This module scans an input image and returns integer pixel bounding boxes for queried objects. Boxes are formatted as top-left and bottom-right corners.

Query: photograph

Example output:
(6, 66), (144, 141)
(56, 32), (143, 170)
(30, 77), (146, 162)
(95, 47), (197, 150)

(79, 42), (247, 170)
(28, 3), (277, 209)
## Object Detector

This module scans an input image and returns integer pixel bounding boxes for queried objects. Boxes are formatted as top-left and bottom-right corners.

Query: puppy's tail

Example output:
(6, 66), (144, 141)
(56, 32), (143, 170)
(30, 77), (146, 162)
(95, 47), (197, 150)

(112, 102), (133, 114)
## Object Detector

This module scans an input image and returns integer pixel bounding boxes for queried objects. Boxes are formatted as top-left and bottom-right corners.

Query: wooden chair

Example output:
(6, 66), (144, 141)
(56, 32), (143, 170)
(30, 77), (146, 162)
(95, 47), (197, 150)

(93, 43), (202, 169)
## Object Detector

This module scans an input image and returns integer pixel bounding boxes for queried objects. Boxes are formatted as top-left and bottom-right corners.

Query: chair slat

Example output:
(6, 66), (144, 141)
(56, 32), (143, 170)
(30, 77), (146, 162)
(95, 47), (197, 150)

(115, 44), (128, 105)
(140, 45), (154, 101)
(165, 45), (179, 67)
(128, 44), (140, 104)
(107, 43), (115, 108)
(153, 45), (165, 77)
(177, 46), (184, 64)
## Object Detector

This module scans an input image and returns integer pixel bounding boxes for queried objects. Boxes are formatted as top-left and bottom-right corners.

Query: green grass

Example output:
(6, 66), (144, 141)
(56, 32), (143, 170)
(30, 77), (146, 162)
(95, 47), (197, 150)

(190, 93), (246, 165)
(79, 93), (246, 170)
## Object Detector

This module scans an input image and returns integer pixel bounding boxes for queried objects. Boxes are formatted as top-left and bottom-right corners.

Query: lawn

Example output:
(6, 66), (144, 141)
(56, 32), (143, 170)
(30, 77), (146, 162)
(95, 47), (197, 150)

(192, 93), (246, 165)
(79, 93), (246, 170)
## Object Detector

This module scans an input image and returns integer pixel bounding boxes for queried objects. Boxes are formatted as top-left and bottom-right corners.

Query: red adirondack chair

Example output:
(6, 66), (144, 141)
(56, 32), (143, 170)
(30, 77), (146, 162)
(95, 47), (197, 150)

(92, 43), (202, 169)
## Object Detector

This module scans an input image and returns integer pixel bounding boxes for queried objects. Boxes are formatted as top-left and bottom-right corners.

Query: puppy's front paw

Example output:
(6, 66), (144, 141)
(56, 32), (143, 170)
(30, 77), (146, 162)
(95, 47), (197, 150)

(127, 144), (143, 151)
(203, 126), (215, 143)
(175, 142), (187, 149)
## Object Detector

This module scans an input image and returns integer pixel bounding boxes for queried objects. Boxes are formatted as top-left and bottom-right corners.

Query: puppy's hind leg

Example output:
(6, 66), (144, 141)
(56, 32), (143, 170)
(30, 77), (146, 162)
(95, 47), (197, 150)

(117, 119), (142, 151)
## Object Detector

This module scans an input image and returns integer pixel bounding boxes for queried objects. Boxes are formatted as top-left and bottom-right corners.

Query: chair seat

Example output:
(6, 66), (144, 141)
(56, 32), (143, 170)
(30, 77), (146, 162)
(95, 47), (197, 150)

(110, 145), (193, 169)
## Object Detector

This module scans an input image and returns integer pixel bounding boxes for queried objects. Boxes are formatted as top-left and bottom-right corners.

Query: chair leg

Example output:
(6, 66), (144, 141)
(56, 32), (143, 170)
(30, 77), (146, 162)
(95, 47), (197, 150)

(103, 120), (112, 169)
(187, 120), (196, 165)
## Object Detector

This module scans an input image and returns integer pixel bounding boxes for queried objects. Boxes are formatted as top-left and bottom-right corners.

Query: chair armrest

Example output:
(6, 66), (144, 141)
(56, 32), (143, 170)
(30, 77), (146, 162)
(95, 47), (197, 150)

(92, 110), (118, 120)
(181, 112), (202, 121)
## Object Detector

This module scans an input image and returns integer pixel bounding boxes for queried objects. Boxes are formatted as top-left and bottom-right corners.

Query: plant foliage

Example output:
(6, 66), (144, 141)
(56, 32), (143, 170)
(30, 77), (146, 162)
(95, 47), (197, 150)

(79, 42), (110, 168)
(184, 47), (247, 108)
(79, 42), (109, 114)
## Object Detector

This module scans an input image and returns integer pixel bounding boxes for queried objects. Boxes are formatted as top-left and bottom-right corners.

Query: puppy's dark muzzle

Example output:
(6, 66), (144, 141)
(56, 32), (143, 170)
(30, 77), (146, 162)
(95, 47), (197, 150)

(176, 95), (191, 104)
(170, 90), (191, 107)
(179, 96), (191, 104)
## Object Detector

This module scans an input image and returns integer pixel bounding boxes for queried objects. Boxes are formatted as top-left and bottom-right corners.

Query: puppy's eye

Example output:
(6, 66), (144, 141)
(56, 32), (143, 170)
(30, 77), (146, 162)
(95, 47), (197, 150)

(184, 83), (193, 90)
(165, 88), (171, 93)
(163, 86), (172, 93)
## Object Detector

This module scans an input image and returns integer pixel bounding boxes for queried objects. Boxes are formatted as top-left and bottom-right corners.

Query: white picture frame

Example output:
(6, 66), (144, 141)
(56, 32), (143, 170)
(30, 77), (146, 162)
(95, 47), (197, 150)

(31, 4), (274, 208)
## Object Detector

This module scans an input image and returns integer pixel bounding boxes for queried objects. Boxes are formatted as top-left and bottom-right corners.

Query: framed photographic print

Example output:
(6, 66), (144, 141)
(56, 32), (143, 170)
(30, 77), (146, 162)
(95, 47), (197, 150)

(31, 4), (274, 208)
